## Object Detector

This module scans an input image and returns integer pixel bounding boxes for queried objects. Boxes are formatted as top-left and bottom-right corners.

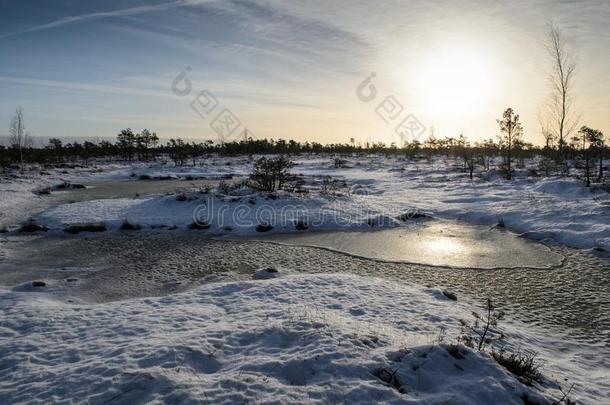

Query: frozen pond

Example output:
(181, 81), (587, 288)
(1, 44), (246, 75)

(243, 221), (564, 269)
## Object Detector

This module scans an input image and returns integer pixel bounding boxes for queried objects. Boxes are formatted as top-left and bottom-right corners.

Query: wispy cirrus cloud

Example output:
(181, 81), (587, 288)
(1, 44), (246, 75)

(0, 0), (209, 40)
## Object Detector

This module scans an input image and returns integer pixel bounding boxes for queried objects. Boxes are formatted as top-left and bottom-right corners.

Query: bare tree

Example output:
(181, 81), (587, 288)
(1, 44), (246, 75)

(9, 106), (29, 172)
(544, 22), (578, 174)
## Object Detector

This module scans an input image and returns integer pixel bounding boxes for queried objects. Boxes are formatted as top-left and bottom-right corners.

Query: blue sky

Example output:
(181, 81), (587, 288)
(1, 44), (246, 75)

(1, 0), (609, 145)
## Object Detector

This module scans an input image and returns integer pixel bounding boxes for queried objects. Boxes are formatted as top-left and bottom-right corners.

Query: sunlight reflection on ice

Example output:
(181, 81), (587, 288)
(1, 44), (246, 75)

(246, 221), (564, 269)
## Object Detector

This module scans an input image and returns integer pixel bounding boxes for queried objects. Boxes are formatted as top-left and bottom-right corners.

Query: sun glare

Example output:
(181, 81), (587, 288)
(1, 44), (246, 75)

(423, 237), (463, 254)
(415, 46), (494, 119)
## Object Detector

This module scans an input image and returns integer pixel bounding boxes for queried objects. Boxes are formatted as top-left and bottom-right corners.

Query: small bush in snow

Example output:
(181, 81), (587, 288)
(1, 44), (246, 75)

(198, 185), (211, 194)
(397, 211), (431, 221)
(64, 223), (107, 234)
(446, 344), (465, 359)
(54, 181), (85, 190)
(249, 155), (294, 192)
(255, 223), (273, 232)
(371, 367), (405, 393)
(498, 162), (515, 181)
(333, 157), (349, 168)
(120, 220), (142, 231)
(36, 187), (52, 195)
(492, 347), (542, 385)
(217, 180), (231, 195)
(294, 219), (308, 231)
(19, 220), (49, 232)
(188, 221), (210, 230)
(319, 175), (346, 196)
(459, 297), (504, 351)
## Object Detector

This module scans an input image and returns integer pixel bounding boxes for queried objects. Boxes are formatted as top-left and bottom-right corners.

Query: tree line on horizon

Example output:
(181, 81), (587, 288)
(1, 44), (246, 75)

(0, 119), (606, 180)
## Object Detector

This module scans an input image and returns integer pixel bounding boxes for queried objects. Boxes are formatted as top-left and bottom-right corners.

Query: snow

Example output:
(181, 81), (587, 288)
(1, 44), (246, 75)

(0, 273), (550, 404)
(1, 155), (609, 403)
(24, 155), (610, 251)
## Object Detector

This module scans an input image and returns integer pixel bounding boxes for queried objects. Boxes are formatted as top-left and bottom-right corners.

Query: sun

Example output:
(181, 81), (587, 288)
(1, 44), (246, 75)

(414, 46), (494, 119)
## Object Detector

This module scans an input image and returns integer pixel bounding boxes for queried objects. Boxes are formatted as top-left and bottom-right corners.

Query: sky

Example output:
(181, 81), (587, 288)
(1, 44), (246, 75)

(0, 0), (609, 146)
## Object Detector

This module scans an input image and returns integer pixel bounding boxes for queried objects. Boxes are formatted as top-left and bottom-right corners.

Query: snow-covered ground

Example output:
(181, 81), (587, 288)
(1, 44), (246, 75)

(1, 155), (609, 403)
(0, 272), (567, 404)
(20, 155), (610, 251)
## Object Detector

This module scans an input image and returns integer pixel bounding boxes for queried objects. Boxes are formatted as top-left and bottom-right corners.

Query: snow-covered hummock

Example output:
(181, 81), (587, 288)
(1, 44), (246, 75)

(31, 155), (610, 251)
(0, 273), (549, 404)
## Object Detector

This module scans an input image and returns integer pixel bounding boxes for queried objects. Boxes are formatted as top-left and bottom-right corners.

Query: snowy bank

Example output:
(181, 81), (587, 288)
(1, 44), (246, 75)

(0, 273), (555, 404)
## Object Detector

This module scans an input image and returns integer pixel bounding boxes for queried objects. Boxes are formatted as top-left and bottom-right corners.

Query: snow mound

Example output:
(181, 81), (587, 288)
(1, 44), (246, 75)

(530, 178), (596, 199)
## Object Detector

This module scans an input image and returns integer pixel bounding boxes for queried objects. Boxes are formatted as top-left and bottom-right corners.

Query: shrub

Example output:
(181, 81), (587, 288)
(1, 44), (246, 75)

(249, 156), (294, 192)
(256, 223), (273, 232)
(294, 219), (308, 231)
(459, 298), (504, 351)
(120, 220), (142, 230)
(446, 344), (465, 359)
(498, 162), (514, 181)
(319, 175), (346, 195)
(371, 367), (405, 393)
(188, 221), (210, 230)
(217, 180), (231, 195)
(54, 182), (85, 190)
(527, 168), (539, 177)
(397, 211), (430, 221)
(492, 347), (542, 385)
(333, 157), (348, 168)
(537, 157), (558, 177)
(36, 187), (52, 195)
(64, 223), (107, 234)
(19, 220), (49, 232)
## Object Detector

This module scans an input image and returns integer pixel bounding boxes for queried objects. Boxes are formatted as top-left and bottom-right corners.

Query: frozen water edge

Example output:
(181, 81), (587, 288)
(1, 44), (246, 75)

(0, 273), (573, 404)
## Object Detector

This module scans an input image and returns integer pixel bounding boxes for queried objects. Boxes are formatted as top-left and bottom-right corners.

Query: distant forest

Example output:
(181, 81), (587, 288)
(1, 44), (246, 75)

(1, 124), (607, 184)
